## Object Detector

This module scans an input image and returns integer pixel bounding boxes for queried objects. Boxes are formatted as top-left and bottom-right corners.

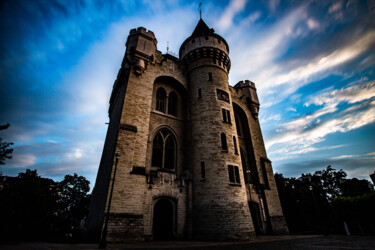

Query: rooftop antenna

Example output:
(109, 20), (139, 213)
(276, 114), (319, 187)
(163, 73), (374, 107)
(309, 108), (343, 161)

(199, 1), (202, 19)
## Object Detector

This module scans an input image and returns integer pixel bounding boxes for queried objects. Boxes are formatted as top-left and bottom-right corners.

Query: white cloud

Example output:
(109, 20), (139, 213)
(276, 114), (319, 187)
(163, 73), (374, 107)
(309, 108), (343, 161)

(261, 30), (375, 91)
(267, 0), (280, 12)
(307, 18), (319, 29)
(330, 154), (358, 159)
(230, 4), (308, 83)
(216, 0), (247, 32)
(329, 2), (343, 13)
(241, 11), (261, 27)
(306, 81), (375, 106)
(266, 80), (375, 156)
(7, 154), (37, 167)
(261, 113), (281, 123)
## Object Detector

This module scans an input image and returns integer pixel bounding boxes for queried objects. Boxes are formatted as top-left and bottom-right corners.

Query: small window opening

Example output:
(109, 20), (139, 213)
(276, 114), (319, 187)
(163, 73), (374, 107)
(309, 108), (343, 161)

(205, 36), (208, 40)
(208, 72), (212, 81)
(198, 88), (202, 98)
(233, 136), (238, 155)
(201, 161), (206, 179)
(156, 88), (166, 112)
(221, 133), (228, 151)
(192, 39), (195, 44)
(228, 165), (240, 184)
(222, 109), (231, 124)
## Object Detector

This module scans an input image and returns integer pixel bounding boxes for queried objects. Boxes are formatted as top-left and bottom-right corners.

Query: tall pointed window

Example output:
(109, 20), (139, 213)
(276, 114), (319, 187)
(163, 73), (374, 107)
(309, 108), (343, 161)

(151, 129), (176, 170)
(156, 88), (166, 112)
(168, 91), (178, 116)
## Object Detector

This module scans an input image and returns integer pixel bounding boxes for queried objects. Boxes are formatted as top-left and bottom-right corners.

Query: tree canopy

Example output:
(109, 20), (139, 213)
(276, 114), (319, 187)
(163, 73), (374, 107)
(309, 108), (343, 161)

(275, 166), (374, 235)
(0, 169), (91, 242)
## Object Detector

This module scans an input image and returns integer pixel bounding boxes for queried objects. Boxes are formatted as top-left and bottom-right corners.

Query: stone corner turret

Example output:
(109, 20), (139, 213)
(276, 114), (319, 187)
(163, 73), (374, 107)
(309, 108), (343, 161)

(234, 80), (260, 119)
(125, 27), (158, 76)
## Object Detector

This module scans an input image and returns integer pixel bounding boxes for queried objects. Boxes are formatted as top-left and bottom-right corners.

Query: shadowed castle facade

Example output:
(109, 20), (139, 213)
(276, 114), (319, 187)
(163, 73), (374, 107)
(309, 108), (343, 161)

(87, 19), (288, 242)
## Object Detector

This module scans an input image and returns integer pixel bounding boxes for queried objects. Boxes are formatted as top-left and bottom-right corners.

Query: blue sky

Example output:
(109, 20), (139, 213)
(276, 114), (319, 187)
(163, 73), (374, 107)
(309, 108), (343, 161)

(1, 0), (374, 188)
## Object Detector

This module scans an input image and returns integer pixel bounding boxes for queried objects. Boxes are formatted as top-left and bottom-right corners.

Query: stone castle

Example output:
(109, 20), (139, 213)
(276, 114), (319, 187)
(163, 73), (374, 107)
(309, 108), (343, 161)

(87, 18), (289, 242)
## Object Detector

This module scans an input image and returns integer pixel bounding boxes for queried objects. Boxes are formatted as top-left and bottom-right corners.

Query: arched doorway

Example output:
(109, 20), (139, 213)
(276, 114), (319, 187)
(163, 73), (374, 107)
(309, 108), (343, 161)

(153, 199), (175, 240)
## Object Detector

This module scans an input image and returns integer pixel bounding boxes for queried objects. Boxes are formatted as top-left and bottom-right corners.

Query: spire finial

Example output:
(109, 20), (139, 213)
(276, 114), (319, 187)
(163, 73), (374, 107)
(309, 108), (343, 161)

(199, 2), (202, 19)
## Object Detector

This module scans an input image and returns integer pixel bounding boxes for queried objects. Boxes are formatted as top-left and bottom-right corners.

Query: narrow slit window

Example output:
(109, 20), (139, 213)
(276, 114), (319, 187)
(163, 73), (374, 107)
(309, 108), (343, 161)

(198, 88), (202, 98)
(156, 88), (166, 112)
(228, 165), (235, 183)
(201, 161), (206, 179)
(234, 167), (240, 184)
(208, 73), (212, 81)
(227, 110), (231, 123)
(222, 109), (226, 122)
(221, 133), (228, 151)
(233, 136), (238, 155)
(222, 109), (231, 124)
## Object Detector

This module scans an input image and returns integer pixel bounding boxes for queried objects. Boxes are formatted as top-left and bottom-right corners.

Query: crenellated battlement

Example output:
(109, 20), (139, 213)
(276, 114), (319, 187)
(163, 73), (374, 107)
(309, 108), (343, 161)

(129, 27), (156, 39)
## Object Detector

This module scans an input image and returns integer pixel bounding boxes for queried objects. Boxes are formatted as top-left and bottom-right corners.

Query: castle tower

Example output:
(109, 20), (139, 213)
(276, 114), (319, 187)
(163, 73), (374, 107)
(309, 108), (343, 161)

(180, 19), (255, 240)
(87, 18), (288, 243)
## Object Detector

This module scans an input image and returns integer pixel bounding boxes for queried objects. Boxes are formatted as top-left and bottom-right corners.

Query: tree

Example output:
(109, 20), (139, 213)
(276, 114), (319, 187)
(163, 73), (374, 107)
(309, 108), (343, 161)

(340, 178), (374, 197)
(312, 165), (347, 202)
(57, 173), (91, 237)
(275, 166), (375, 235)
(0, 169), (58, 241)
(0, 123), (13, 165)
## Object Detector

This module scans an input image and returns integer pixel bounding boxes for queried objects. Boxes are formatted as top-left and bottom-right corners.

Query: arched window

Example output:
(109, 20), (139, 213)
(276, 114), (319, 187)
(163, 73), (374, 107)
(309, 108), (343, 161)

(168, 91), (178, 116)
(156, 88), (166, 112)
(151, 128), (176, 170)
(221, 133), (228, 151)
(233, 136), (238, 154)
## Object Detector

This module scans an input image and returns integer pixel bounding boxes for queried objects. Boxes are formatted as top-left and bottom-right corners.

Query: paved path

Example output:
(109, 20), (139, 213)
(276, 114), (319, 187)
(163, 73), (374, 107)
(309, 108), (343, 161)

(1, 235), (375, 249)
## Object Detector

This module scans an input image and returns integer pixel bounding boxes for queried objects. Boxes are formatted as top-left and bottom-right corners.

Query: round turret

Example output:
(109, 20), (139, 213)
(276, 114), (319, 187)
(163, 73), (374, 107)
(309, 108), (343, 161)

(179, 19), (231, 74)
(181, 19), (254, 240)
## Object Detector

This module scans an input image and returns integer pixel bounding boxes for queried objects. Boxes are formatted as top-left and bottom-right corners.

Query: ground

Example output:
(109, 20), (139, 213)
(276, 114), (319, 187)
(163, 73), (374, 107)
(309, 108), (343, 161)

(1, 235), (375, 249)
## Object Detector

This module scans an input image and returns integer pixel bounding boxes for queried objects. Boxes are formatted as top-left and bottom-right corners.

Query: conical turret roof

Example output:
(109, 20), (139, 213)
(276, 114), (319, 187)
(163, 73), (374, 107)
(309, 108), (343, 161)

(191, 18), (214, 37)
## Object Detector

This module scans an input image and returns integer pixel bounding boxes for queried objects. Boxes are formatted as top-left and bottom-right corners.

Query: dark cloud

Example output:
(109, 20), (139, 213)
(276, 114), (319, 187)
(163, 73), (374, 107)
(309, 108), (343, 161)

(275, 157), (375, 180)
(276, 0), (375, 69)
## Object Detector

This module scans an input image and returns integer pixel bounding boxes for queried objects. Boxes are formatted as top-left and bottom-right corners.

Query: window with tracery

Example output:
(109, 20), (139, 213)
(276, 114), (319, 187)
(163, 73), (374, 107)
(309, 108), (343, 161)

(151, 129), (176, 170)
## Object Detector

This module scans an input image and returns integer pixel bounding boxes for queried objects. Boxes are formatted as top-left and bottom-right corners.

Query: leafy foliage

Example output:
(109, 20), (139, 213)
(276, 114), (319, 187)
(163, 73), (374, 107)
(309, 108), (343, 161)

(0, 123), (13, 165)
(57, 173), (91, 235)
(0, 169), (58, 241)
(275, 166), (374, 235)
(0, 170), (91, 242)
